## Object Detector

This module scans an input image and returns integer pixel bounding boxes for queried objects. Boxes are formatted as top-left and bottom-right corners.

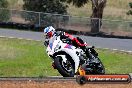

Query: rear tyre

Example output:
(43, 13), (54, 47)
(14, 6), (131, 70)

(90, 55), (105, 74)
(84, 54), (105, 74)
(54, 56), (75, 77)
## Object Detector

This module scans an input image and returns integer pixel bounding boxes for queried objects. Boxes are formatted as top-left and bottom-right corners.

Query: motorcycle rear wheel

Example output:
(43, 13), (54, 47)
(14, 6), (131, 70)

(83, 54), (105, 74)
(92, 56), (105, 74)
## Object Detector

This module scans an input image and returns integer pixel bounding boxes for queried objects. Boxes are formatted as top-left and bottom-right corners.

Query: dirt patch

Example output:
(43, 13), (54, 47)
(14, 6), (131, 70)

(0, 81), (131, 88)
(109, 31), (132, 37)
(11, 17), (29, 24)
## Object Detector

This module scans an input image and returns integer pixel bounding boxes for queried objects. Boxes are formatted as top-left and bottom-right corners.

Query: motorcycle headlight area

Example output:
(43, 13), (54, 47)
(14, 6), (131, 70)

(76, 51), (83, 56)
(76, 49), (85, 57)
(54, 45), (61, 52)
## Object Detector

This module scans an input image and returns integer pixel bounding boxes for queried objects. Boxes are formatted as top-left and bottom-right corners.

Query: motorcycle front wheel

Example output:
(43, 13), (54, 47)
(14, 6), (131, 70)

(54, 56), (75, 77)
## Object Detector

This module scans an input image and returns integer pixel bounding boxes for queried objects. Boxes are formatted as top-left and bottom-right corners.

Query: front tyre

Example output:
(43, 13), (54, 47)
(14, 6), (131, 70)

(54, 56), (75, 77)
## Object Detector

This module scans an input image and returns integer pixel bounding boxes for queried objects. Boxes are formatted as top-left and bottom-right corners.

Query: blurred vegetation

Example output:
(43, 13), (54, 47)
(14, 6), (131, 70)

(0, 0), (10, 22)
(23, 0), (68, 14)
(127, 2), (132, 15)
(6, 0), (132, 21)
(21, 0), (68, 28)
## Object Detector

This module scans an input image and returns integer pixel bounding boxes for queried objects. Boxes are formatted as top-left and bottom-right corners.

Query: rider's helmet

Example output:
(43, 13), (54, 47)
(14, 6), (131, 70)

(44, 26), (55, 38)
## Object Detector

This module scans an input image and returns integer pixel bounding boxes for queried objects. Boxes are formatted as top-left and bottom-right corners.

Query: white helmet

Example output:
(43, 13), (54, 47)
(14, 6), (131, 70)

(44, 26), (55, 34)
(44, 26), (55, 38)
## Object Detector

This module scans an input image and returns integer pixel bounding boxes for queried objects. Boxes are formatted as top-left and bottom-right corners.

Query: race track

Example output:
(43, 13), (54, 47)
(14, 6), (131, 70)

(0, 28), (132, 51)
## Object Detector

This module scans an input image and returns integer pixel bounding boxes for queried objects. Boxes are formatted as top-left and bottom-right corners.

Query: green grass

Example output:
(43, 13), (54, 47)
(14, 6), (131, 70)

(0, 37), (60, 77)
(96, 49), (132, 74)
(0, 37), (132, 77)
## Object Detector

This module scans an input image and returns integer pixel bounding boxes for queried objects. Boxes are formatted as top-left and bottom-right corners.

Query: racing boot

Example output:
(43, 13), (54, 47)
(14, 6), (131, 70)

(52, 62), (56, 69)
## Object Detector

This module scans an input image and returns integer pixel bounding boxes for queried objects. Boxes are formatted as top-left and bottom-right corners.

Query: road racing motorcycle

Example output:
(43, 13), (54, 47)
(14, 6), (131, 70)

(44, 35), (105, 77)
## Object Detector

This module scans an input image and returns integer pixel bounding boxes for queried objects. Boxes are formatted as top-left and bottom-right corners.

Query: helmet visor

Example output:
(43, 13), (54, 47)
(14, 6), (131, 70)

(44, 32), (52, 39)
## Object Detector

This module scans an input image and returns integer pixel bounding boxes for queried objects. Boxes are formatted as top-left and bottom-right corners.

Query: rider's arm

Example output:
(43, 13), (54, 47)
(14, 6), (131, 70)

(72, 38), (87, 47)
(61, 32), (87, 46)
(64, 33), (87, 46)
(58, 31), (87, 47)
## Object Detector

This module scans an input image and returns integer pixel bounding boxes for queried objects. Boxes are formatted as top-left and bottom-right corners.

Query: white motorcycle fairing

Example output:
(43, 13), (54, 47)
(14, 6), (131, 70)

(46, 36), (83, 73)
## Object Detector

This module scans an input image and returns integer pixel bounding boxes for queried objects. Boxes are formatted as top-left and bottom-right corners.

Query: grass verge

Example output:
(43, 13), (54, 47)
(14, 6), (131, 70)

(0, 37), (132, 77)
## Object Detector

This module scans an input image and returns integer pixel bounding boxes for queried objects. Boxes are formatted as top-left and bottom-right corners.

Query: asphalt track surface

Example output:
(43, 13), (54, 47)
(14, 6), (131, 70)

(0, 28), (132, 51)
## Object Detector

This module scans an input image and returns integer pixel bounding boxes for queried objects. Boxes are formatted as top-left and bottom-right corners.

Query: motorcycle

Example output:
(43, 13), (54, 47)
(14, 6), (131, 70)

(44, 35), (105, 77)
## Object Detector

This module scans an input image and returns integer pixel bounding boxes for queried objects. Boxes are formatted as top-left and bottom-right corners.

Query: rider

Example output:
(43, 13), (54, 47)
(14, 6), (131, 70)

(44, 26), (88, 69)
(43, 26), (56, 47)
(43, 26), (87, 51)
